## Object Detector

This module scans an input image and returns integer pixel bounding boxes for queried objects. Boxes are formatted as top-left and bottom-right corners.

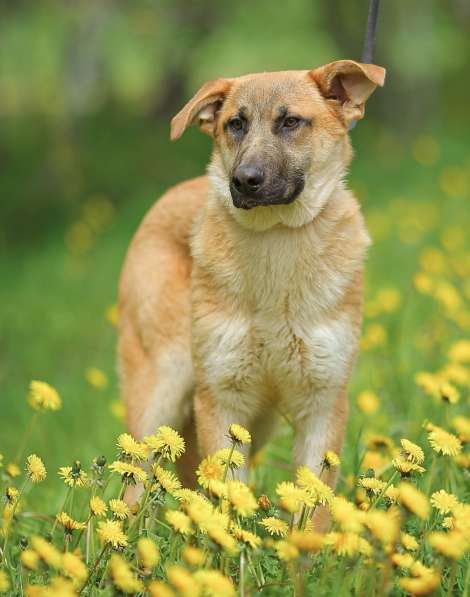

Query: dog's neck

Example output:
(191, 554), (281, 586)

(207, 156), (347, 232)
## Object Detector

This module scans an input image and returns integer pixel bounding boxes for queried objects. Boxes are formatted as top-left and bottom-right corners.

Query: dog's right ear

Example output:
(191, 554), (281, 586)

(170, 78), (233, 141)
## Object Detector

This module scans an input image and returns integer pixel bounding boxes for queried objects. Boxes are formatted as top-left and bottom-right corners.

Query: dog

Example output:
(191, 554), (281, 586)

(118, 60), (385, 505)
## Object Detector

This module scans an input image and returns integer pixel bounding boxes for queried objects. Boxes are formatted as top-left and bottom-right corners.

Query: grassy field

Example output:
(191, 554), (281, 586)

(1, 122), (469, 594)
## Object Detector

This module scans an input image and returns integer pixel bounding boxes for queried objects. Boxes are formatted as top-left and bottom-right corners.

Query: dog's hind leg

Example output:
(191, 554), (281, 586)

(118, 325), (195, 503)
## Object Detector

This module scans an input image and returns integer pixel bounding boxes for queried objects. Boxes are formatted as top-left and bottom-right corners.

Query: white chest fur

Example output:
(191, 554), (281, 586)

(191, 192), (368, 415)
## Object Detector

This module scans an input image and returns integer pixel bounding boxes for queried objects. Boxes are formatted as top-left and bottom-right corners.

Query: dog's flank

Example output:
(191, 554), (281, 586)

(118, 61), (385, 518)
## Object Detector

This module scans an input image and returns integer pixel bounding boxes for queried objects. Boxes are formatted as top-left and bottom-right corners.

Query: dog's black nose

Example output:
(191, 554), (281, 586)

(231, 165), (265, 195)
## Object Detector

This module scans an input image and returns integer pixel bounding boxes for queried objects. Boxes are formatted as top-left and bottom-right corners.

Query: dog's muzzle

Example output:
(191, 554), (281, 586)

(229, 165), (305, 210)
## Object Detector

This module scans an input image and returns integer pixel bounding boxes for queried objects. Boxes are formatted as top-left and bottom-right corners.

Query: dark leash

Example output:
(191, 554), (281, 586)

(349, 0), (380, 130)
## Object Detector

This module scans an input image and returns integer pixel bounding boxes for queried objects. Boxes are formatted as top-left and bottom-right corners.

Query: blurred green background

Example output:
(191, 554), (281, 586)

(1, 0), (470, 507)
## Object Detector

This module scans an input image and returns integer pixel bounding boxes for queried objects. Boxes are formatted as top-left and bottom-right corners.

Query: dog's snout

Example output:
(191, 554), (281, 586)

(231, 165), (265, 195)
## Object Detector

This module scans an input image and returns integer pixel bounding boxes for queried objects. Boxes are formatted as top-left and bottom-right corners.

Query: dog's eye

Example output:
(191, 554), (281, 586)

(283, 116), (301, 129)
(228, 117), (244, 132)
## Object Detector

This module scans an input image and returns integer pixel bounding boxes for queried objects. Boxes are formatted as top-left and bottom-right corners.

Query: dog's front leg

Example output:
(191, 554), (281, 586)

(291, 386), (348, 531)
(194, 383), (252, 482)
(292, 385), (348, 483)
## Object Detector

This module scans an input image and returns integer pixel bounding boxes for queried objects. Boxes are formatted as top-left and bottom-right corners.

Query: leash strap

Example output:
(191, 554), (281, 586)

(361, 0), (380, 64)
(349, 0), (380, 130)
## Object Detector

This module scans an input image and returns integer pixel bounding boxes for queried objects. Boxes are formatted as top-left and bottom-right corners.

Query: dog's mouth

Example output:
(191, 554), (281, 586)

(229, 176), (305, 210)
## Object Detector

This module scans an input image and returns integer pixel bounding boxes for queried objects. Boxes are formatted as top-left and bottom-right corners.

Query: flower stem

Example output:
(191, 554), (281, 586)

(14, 412), (40, 464)
(79, 543), (109, 594)
(223, 443), (236, 482)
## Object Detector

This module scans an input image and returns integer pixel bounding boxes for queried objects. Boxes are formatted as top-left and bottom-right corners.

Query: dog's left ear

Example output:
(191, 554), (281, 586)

(310, 60), (386, 125)
(170, 78), (234, 140)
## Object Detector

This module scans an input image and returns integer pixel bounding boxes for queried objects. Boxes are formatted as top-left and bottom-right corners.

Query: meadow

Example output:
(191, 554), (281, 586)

(1, 122), (469, 595)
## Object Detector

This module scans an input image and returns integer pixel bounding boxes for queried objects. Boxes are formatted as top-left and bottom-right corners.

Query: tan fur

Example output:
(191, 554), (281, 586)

(118, 62), (385, 518)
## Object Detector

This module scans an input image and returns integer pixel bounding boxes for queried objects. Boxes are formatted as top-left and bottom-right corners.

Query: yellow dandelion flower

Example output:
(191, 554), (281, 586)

(109, 554), (143, 593)
(451, 415), (470, 443)
(356, 390), (379, 413)
(165, 510), (193, 536)
(28, 380), (61, 411)
(194, 569), (235, 597)
(144, 426), (185, 462)
(289, 530), (323, 552)
(226, 481), (258, 518)
(85, 367), (108, 390)
(184, 499), (215, 528)
(20, 549), (40, 571)
(173, 488), (206, 505)
(182, 546), (205, 567)
(31, 535), (62, 568)
(323, 450), (340, 468)
(109, 499), (130, 520)
(259, 516), (288, 537)
(56, 512), (86, 533)
(414, 272), (434, 294)
(392, 456), (426, 475)
(5, 487), (19, 504)
(391, 552), (415, 569)
(275, 540), (299, 561)
(430, 490), (459, 514)
(231, 525), (261, 549)
(26, 454), (46, 483)
(454, 453), (470, 469)
(437, 381), (460, 404)
(196, 455), (224, 489)
(228, 424), (251, 445)
(205, 523), (238, 554)
(110, 399), (126, 421)
(400, 439), (425, 464)
(153, 464), (181, 494)
(415, 371), (441, 399)
(58, 464), (88, 488)
(398, 483), (429, 519)
(365, 510), (399, 544)
(384, 485), (400, 504)
(358, 476), (386, 495)
(427, 426), (462, 456)
(276, 481), (306, 513)
(214, 448), (245, 469)
(97, 519), (128, 548)
(117, 433), (148, 462)
(428, 531), (468, 560)
(442, 516), (455, 530)
(296, 466), (333, 505)
(453, 503), (470, 536)
(401, 532), (419, 551)
(205, 479), (228, 499)
(108, 460), (147, 484)
(366, 434), (394, 451)
(324, 532), (372, 557)
(166, 565), (199, 596)
(90, 496), (107, 517)
(62, 552), (88, 586)
(6, 463), (20, 478)
(105, 303), (119, 326)
(0, 571), (10, 594)
(138, 537), (160, 569)
(448, 339), (470, 363)
(329, 497), (364, 533)
(399, 569), (440, 595)
(148, 580), (175, 597)
(439, 362), (470, 386)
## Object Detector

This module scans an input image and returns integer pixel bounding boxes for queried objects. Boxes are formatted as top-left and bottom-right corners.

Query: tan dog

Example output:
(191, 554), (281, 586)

(118, 60), (385, 501)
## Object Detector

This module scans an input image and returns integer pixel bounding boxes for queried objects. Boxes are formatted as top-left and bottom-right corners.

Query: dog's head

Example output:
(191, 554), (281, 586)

(171, 61), (385, 228)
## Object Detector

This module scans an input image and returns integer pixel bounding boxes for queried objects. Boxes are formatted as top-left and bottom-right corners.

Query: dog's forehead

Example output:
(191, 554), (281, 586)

(226, 71), (323, 114)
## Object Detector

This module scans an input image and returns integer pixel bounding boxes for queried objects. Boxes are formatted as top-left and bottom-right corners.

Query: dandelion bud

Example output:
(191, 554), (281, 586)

(258, 495), (271, 511)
